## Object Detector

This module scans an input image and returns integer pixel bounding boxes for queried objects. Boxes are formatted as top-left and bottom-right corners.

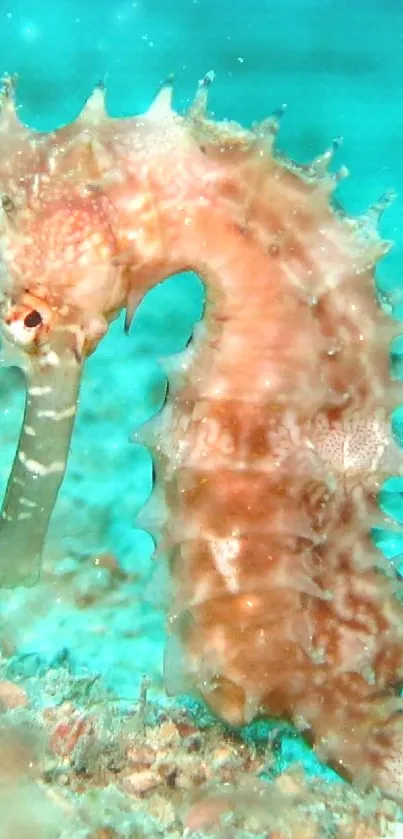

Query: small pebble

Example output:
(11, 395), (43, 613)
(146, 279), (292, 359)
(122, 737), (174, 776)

(122, 769), (158, 796)
(127, 745), (156, 767)
(0, 680), (28, 709)
(211, 745), (236, 768)
(158, 721), (180, 745)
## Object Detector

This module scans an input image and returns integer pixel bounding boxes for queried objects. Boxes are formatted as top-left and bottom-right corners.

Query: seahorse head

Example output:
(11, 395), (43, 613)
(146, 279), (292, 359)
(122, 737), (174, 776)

(0, 79), (128, 586)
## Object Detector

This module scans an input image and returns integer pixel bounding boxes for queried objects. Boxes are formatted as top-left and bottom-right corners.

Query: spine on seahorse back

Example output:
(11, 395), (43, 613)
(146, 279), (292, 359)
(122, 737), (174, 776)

(134, 117), (403, 797)
(0, 74), (403, 799)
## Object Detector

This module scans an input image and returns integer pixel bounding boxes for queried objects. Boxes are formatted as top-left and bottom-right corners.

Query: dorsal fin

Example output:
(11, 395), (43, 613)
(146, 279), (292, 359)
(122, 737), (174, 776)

(77, 82), (107, 125)
(146, 75), (174, 120)
(0, 193), (18, 235)
(0, 74), (23, 132)
(252, 103), (287, 150)
(365, 189), (396, 226)
(188, 70), (215, 120)
(309, 137), (342, 178)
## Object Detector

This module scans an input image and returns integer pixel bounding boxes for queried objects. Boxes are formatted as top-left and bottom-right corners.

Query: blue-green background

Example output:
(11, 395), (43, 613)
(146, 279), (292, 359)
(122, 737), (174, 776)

(0, 0), (402, 711)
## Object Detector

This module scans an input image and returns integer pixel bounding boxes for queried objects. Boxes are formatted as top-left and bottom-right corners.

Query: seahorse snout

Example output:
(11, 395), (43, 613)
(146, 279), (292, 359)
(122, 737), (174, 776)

(0, 316), (83, 586)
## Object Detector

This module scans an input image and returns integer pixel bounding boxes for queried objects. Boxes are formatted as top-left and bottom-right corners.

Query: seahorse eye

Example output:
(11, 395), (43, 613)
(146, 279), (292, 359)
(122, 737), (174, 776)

(23, 310), (43, 329)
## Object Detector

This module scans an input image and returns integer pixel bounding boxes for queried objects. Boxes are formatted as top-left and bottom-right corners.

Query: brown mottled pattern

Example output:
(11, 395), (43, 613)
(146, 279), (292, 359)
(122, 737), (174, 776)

(0, 77), (403, 799)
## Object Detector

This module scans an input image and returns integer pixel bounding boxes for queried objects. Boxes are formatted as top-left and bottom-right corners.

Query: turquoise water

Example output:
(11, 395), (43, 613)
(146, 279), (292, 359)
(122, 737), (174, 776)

(0, 0), (402, 826)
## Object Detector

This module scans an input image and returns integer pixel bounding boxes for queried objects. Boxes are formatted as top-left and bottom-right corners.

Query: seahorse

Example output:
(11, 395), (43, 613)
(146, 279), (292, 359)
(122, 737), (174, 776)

(1, 72), (403, 799)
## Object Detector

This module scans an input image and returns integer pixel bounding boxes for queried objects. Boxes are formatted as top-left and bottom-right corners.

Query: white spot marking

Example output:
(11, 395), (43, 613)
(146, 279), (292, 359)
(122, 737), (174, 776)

(37, 405), (76, 421)
(28, 386), (53, 396)
(39, 349), (60, 368)
(211, 537), (241, 593)
(18, 451), (65, 476)
(19, 497), (37, 508)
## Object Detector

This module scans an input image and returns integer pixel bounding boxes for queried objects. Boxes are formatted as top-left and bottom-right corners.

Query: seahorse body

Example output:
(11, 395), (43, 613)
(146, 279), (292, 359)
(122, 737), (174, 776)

(0, 75), (403, 799)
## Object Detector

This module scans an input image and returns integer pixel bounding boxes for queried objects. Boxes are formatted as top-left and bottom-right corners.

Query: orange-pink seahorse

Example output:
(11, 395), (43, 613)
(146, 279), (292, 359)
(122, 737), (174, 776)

(1, 72), (403, 800)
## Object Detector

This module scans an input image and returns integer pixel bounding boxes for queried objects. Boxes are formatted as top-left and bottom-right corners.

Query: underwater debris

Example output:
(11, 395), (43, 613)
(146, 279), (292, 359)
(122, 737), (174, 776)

(0, 662), (401, 838)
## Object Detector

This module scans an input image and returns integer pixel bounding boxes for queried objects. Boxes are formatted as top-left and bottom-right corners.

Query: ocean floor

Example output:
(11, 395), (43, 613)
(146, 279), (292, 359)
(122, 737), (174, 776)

(1, 630), (403, 839)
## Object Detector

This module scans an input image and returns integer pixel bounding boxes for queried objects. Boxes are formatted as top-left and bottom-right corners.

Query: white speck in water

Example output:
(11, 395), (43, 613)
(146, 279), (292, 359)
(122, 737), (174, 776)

(20, 20), (39, 42)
